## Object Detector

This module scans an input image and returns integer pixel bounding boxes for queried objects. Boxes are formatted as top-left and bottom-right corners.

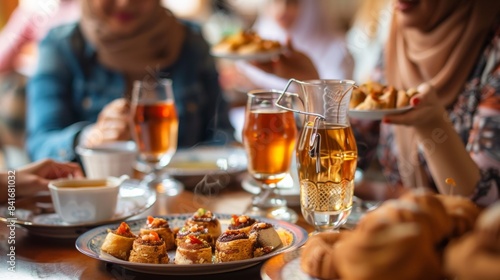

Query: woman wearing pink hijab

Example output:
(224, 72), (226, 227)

(257, 0), (500, 206)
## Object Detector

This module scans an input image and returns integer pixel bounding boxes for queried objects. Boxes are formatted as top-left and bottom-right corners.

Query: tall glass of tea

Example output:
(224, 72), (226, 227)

(242, 90), (298, 223)
(276, 79), (357, 233)
(130, 79), (183, 196)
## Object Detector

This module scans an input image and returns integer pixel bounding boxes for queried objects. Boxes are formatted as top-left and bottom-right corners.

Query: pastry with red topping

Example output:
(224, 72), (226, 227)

(185, 208), (221, 243)
(176, 224), (213, 248)
(129, 231), (169, 264)
(174, 235), (213, 264)
(140, 216), (176, 250)
(215, 230), (254, 262)
(228, 214), (257, 234)
(100, 222), (137, 260)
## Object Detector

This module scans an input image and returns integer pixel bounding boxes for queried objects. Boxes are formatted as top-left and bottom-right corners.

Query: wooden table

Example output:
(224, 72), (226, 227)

(0, 177), (315, 280)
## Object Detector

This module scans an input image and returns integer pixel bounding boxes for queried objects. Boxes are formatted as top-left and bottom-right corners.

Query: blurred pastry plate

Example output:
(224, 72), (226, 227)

(0, 180), (156, 238)
(210, 48), (283, 62)
(348, 106), (412, 120)
(76, 214), (308, 275)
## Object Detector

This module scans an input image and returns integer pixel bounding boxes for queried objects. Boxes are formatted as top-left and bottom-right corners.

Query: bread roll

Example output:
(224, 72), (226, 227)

(399, 189), (453, 244)
(444, 203), (500, 280)
(300, 232), (345, 279)
(335, 222), (442, 280)
(435, 194), (481, 238)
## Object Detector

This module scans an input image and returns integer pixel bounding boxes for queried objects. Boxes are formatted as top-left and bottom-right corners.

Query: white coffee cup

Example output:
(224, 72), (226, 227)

(76, 141), (137, 179)
(48, 177), (122, 224)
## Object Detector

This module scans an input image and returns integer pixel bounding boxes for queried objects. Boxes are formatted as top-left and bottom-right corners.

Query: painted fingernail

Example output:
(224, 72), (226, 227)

(412, 98), (420, 106)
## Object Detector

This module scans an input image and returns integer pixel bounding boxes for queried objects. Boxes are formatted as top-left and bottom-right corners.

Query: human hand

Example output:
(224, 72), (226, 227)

(81, 98), (131, 147)
(15, 159), (84, 197)
(382, 83), (447, 128)
(250, 38), (319, 81)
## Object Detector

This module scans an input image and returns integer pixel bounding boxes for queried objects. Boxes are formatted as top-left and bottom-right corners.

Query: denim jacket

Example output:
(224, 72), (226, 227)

(27, 22), (234, 161)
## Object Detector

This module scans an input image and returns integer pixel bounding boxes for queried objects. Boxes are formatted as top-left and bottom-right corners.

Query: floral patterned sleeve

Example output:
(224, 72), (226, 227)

(461, 24), (500, 206)
(467, 65), (500, 206)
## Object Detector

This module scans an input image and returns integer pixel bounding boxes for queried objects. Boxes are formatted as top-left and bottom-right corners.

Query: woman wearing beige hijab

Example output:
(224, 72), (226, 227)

(379, 0), (499, 205)
(255, 0), (500, 206)
(27, 0), (234, 161)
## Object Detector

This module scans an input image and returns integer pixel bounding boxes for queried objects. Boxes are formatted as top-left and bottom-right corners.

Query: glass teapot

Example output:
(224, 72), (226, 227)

(276, 79), (358, 232)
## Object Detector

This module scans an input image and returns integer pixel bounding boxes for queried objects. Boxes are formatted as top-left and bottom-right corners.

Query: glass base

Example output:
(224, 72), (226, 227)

(141, 172), (183, 196)
(245, 205), (298, 223)
(302, 207), (352, 233)
(246, 187), (298, 223)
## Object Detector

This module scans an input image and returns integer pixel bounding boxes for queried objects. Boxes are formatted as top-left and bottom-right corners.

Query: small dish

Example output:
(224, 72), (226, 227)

(0, 179), (156, 238)
(348, 106), (412, 120)
(210, 48), (283, 62)
(75, 214), (308, 275)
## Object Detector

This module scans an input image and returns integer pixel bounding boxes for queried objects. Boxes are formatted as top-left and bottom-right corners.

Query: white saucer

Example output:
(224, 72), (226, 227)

(0, 179), (156, 238)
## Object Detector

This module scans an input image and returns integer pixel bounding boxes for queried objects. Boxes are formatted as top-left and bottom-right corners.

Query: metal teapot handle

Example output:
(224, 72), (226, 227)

(274, 78), (326, 120)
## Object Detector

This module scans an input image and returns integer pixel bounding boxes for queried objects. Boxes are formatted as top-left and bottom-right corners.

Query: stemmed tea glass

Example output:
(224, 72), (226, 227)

(130, 79), (183, 196)
(242, 89), (298, 223)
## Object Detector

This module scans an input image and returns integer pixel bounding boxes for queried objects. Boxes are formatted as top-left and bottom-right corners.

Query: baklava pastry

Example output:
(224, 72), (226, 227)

(227, 214), (257, 234)
(215, 230), (254, 262)
(176, 224), (213, 248)
(129, 232), (169, 264)
(174, 235), (213, 264)
(140, 216), (176, 250)
(185, 208), (221, 243)
(249, 222), (282, 257)
(100, 222), (137, 260)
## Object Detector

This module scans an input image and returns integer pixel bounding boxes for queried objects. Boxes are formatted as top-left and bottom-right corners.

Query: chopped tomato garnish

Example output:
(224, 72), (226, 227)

(142, 231), (160, 241)
(147, 216), (154, 224)
(231, 215), (239, 225)
(188, 235), (203, 245)
(116, 222), (130, 235)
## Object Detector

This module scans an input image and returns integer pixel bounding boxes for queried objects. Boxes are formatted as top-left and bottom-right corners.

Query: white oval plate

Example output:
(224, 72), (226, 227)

(348, 106), (412, 120)
(0, 180), (156, 238)
(76, 214), (308, 275)
(210, 48), (283, 62)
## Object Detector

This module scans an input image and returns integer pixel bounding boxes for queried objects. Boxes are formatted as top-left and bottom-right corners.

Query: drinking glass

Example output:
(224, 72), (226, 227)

(242, 90), (298, 223)
(276, 79), (357, 233)
(130, 79), (183, 196)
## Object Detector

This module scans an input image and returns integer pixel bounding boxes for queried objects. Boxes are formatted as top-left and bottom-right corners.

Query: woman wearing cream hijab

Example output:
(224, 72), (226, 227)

(380, 0), (499, 205)
(255, 0), (500, 206)
(27, 0), (234, 161)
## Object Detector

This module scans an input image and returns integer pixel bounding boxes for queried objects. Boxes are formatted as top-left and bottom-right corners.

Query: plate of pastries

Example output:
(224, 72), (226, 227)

(262, 188), (500, 280)
(348, 81), (416, 120)
(76, 208), (307, 275)
(211, 30), (283, 62)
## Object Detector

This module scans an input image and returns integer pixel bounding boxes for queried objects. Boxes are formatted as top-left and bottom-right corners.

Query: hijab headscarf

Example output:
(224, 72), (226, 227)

(79, 0), (185, 95)
(384, 0), (500, 188)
